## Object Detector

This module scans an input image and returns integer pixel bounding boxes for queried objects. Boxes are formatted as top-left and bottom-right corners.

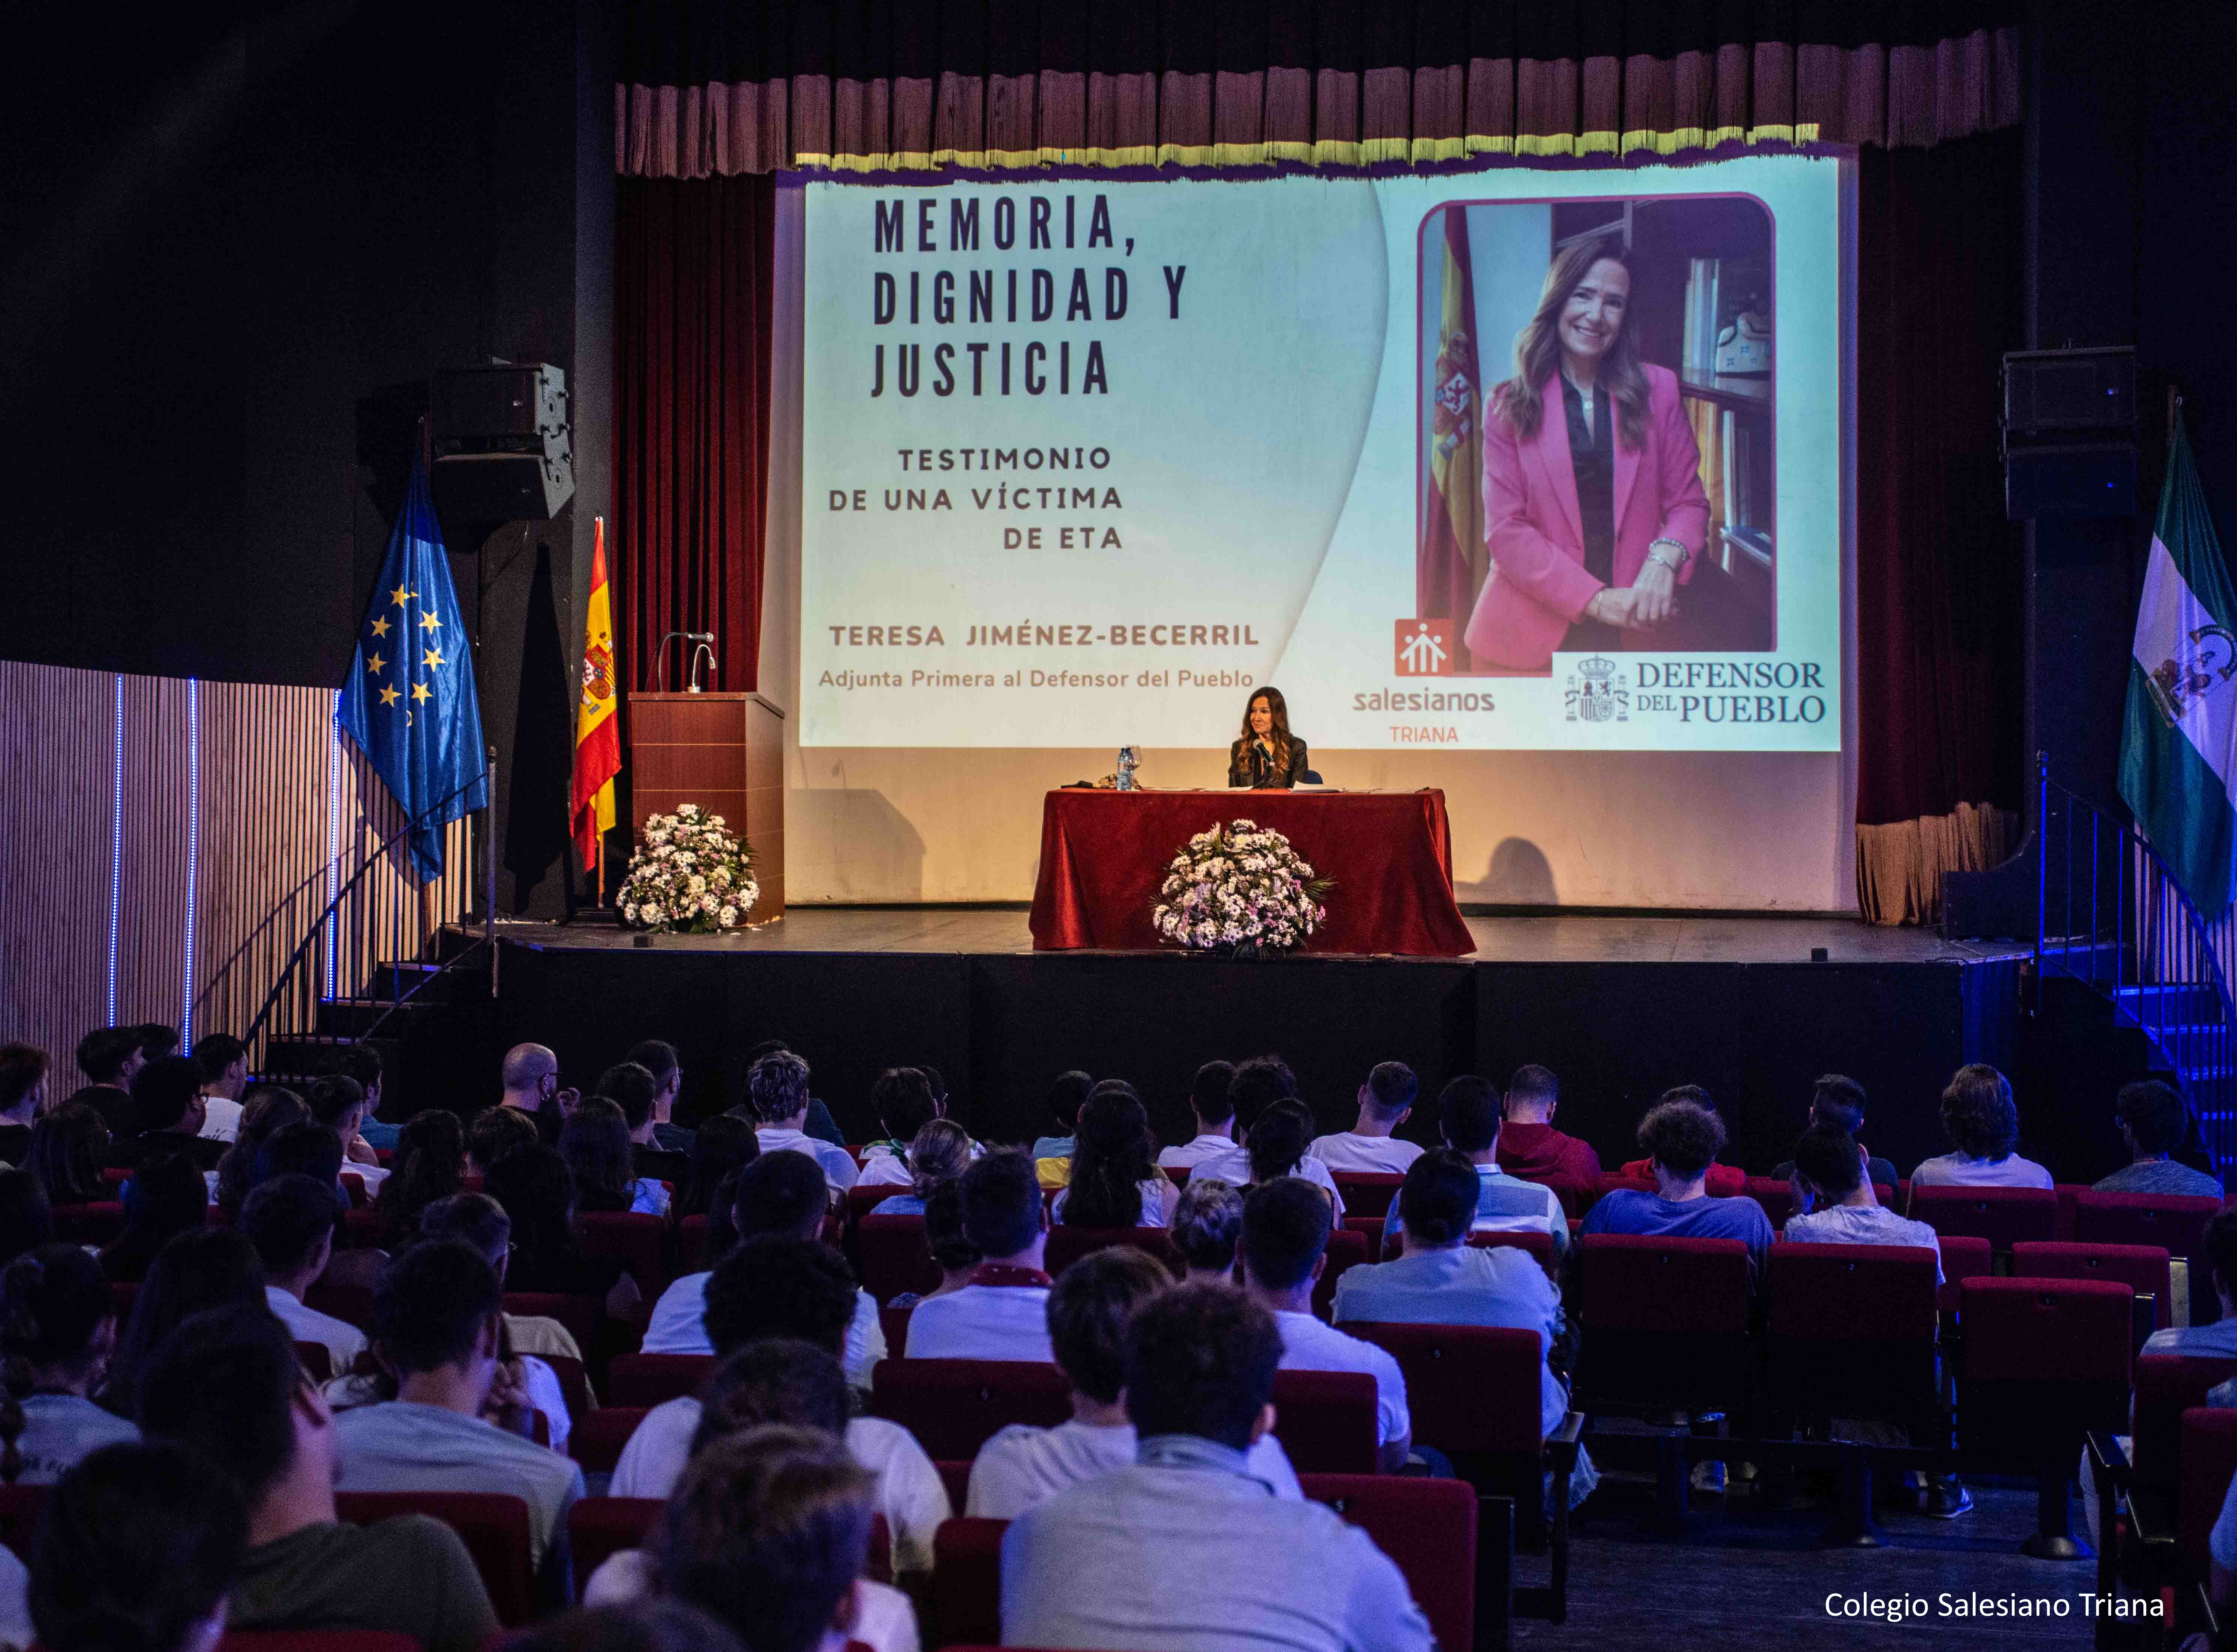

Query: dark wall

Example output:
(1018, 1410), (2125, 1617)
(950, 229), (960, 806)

(0, 0), (612, 917)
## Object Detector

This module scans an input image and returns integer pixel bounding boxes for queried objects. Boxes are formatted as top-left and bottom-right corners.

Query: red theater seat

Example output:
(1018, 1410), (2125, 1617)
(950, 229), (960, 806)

(576, 1211), (667, 1292)
(0, 1484), (47, 1558)
(334, 1490), (535, 1625)
(1936, 1235), (1993, 1317)
(1330, 1173), (1404, 1219)
(566, 1495), (662, 1582)
(1745, 1177), (1796, 1229)
(2181, 1407), (2237, 1577)
(2010, 1240), (2173, 1331)
(676, 1212), (710, 1273)
(845, 1183), (898, 1226)
(2132, 1355), (2237, 1503)
(1268, 1369), (1379, 1475)
(1162, 1164), (1190, 1187)
(1301, 1474), (1478, 1652)
(870, 1359), (1072, 1461)
(568, 1406), (648, 1477)
(1573, 1234), (1754, 1415)
(2072, 1189), (2222, 1262)
(1766, 1243), (1940, 1423)
(607, 1352), (713, 1408)
(856, 1213), (941, 1304)
(1468, 1228), (1556, 1274)
(930, 1518), (1007, 1649)
(305, 1281), (375, 1332)
(503, 1292), (600, 1359)
(880, 1301), (914, 1356)
(52, 1202), (126, 1245)
(1311, 1226), (1368, 1319)
(1909, 1184), (2058, 1249)
(1042, 1225), (1181, 1278)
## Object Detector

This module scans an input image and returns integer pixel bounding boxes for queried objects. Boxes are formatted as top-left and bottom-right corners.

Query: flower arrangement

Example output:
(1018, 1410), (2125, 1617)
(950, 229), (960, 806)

(617, 804), (758, 933)
(1152, 819), (1331, 954)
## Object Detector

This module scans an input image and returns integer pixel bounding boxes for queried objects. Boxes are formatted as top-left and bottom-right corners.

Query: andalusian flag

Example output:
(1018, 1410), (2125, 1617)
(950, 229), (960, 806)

(1418, 207), (1484, 671)
(571, 518), (621, 871)
(2119, 411), (2237, 916)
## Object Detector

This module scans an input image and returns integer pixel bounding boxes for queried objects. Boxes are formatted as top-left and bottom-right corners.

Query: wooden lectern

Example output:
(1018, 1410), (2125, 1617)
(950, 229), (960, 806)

(626, 692), (785, 920)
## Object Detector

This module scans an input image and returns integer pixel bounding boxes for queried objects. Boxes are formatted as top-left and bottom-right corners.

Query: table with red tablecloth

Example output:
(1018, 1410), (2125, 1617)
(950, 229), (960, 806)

(1028, 789), (1475, 956)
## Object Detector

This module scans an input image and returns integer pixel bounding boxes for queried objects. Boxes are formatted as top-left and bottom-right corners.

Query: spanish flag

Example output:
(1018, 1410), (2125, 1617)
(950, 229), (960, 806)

(571, 518), (621, 875)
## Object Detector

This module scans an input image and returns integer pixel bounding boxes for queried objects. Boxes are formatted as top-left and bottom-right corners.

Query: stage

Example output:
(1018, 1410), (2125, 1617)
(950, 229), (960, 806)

(489, 909), (2031, 1179)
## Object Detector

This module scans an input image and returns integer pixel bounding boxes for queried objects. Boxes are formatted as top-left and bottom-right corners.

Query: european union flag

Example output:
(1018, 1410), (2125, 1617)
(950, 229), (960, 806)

(338, 449), (488, 880)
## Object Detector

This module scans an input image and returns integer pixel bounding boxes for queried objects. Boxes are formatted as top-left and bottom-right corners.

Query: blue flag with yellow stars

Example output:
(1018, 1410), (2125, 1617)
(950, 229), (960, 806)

(338, 449), (488, 881)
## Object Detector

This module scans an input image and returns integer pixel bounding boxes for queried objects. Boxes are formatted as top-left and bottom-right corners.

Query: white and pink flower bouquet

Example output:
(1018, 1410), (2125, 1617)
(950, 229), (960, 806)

(617, 803), (759, 933)
(1152, 820), (1331, 954)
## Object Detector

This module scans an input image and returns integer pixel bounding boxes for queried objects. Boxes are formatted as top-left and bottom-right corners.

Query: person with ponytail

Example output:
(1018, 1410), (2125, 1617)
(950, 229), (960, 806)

(868, 1118), (974, 1217)
(1244, 1100), (1346, 1220)
(1051, 1086), (1177, 1229)
(0, 1243), (137, 1482)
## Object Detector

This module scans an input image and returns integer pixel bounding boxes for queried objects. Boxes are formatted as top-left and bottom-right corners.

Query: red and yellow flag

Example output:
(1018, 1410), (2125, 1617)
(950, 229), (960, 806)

(571, 518), (621, 869)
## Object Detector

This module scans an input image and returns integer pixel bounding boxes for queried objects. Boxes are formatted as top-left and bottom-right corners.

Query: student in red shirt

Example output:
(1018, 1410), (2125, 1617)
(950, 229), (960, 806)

(1494, 1064), (1603, 1185)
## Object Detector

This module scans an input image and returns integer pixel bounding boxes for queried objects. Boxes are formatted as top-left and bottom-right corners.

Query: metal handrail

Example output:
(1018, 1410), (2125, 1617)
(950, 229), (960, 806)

(2035, 755), (2236, 1178)
(243, 761), (496, 1059)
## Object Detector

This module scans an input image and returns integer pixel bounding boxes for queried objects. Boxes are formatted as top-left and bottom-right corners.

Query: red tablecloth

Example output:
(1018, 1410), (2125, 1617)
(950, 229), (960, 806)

(1029, 789), (1475, 956)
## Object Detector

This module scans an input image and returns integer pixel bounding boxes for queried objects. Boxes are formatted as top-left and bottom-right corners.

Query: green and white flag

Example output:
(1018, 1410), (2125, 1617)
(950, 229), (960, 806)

(2120, 411), (2237, 917)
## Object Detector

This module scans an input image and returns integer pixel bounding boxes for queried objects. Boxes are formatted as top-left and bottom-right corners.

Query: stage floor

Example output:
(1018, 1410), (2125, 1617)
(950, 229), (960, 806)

(496, 907), (2026, 966)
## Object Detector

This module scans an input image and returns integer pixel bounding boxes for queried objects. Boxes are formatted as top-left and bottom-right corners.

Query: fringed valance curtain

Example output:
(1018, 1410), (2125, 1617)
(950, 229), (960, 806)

(615, 2), (2023, 177)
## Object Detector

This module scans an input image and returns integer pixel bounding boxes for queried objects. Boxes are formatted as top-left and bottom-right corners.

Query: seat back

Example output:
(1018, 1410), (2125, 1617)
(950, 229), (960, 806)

(607, 1353), (715, 1408)
(566, 1496), (663, 1583)
(1268, 1369), (1379, 1474)
(1909, 1185), (2058, 1249)
(1343, 1215), (1387, 1262)
(1936, 1235), (1993, 1316)
(1161, 1164), (1191, 1187)
(1330, 1173), (1405, 1219)
(2180, 1407), (2237, 1571)
(880, 1302), (914, 1358)
(1467, 1228), (1555, 1274)
(1576, 1234), (1754, 1414)
(1745, 1177), (1796, 1229)
(576, 1211), (668, 1292)
(2133, 1354), (2237, 1497)
(1301, 1474), (1476, 1652)
(1311, 1227), (1368, 1320)
(503, 1293), (600, 1357)
(2009, 1241), (2173, 1329)
(930, 1518), (1007, 1650)
(2072, 1189), (2222, 1259)
(868, 1359), (1072, 1461)
(53, 1201), (125, 1244)
(293, 1341), (334, 1383)
(542, 1354), (591, 1424)
(568, 1406), (648, 1476)
(855, 1213), (941, 1303)
(334, 1490), (536, 1625)
(1956, 1278), (2133, 1462)
(1343, 1323), (1546, 1455)
(0, 1484), (47, 1559)
(844, 1183), (897, 1227)
(1765, 1244), (1939, 1419)
(1042, 1225), (1181, 1278)
(676, 1213), (711, 1274)
(1534, 1177), (1600, 1221)
(304, 1282), (375, 1332)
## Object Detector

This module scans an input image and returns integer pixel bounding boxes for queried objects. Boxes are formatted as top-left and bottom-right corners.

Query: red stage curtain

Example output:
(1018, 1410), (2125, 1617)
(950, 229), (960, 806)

(613, 172), (775, 695)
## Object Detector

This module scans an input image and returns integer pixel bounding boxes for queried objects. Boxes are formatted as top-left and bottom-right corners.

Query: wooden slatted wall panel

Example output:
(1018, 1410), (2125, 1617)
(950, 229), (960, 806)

(0, 662), (477, 1080)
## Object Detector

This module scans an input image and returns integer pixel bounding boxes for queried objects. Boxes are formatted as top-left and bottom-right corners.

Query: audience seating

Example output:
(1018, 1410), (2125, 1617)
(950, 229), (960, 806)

(0, 1484), (46, 1558)
(305, 1281), (375, 1332)
(868, 1359), (1072, 1461)
(2130, 1355), (2237, 1506)
(1300, 1473), (1480, 1651)
(1909, 1185), (2058, 1249)
(1311, 1226), (1368, 1319)
(503, 1293), (600, 1362)
(880, 1301), (915, 1356)
(51, 1202), (125, 1245)
(675, 1213), (710, 1273)
(339, 1174), (368, 1208)
(2010, 1239), (2173, 1332)
(565, 1495), (661, 1584)
(1533, 1176), (1600, 1221)
(930, 1517), (1007, 1649)
(1267, 1369), (1380, 1475)
(856, 1213), (941, 1303)
(2180, 1408), (2237, 1595)
(1744, 1177), (1796, 1229)
(293, 1340), (335, 1383)
(340, 1206), (387, 1247)
(1344, 1214), (1386, 1260)
(1042, 1225), (1182, 1278)
(2089, 1357), (2237, 1613)
(606, 1353), (713, 1408)
(541, 1353), (591, 1424)
(2073, 1188), (2221, 1258)
(1329, 1172), (1404, 1219)
(846, 1183), (899, 1226)
(567, 1406), (648, 1477)
(1936, 1235), (1993, 1317)
(1958, 1276), (2132, 1557)
(936, 1459), (971, 1510)
(1161, 1164), (1190, 1187)
(576, 1211), (667, 1292)
(334, 1490), (536, 1625)
(1468, 1229), (1556, 1274)
(1573, 1234), (1754, 1416)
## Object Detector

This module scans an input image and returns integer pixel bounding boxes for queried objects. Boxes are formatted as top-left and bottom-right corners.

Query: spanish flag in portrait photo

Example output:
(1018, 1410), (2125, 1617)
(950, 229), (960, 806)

(572, 517), (621, 872)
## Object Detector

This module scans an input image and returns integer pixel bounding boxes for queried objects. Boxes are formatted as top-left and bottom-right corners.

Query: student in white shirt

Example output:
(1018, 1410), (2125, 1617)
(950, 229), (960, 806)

(240, 1173), (368, 1375)
(1386, 1076), (1565, 1258)
(333, 1240), (584, 1604)
(1195, 1101), (1348, 1220)
(1308, 1061), (1426, 1175)
(609, 1267), (948, 1579)
(641, 1153), (884, 1389)
(1238, 1177), (1412, 1473)
(968, 1246), (1300, 1517)
(1909, 1064), (2054, 1192)
(1050, 1086), (1179, 1228)
(746, 1050), (859, 1193)
(856, 1068), (950, 1189)
(1156, 1061), (1242, 1170)
(188, 1032), (250, 1144)
(1782, 1127), (1944, 1281)
(0, 1244), (138, 1484)
(905, 1150), (1056, 1362)
(1171, 1177), (1245, 1279)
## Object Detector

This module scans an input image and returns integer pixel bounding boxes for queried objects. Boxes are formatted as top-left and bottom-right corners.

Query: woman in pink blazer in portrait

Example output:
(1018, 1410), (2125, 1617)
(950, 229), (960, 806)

(1463, 236), (1711, 673)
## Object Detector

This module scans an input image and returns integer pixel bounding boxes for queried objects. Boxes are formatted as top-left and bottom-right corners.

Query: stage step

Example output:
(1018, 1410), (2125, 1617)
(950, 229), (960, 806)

(258, 1033), (402, 1088)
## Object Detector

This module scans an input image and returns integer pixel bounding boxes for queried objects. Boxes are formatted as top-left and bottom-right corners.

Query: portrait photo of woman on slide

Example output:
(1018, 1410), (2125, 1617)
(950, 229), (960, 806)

(1228, 687), (1310, 789)
(1424, 199), (1778, 676)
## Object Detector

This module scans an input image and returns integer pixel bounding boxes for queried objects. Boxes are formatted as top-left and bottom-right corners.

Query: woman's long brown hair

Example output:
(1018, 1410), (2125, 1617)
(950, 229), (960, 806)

(1237, 686), (1293, 775)
(1488, 235), (1650, 451)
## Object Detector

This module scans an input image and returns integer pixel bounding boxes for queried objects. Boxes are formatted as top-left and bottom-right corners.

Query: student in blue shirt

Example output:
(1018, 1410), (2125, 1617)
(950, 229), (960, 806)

(1580, 1094), (1773, 1277)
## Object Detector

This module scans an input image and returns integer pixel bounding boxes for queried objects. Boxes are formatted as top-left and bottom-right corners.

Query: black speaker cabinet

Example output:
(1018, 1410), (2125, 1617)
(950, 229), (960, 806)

(431, 364), (574, 521)
(2003, 347), (2136, 433)
(2004, 442), (2137, 519)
